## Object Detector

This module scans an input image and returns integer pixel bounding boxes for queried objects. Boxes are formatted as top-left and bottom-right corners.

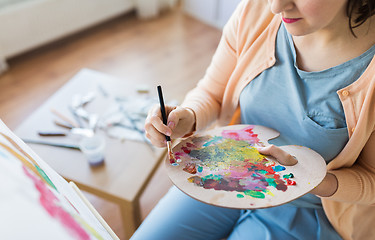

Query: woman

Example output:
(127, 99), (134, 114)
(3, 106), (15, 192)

(134, 0), (375, 239)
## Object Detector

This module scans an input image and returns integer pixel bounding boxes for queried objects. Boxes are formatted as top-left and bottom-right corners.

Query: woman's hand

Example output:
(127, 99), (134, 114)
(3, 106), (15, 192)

(257, 145), (338, 197)
(144, 105), (196, 147)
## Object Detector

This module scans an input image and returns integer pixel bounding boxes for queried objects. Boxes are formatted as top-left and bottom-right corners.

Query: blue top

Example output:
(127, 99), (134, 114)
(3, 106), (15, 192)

(240, 23), (375, 208)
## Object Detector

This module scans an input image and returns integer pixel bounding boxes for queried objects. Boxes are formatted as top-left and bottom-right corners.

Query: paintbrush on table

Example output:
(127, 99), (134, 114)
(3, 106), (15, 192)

(23, 139), (80, 150)
(157, 85), (176, 164)
(50, 108), (79, 128)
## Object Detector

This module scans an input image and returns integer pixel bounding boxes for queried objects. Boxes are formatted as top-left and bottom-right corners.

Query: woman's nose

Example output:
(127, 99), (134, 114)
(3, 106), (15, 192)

(269, 0), (294, 14)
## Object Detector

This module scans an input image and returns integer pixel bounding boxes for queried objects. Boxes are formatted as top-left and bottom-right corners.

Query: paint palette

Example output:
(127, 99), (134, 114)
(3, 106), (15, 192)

(165, 125), (326, 209)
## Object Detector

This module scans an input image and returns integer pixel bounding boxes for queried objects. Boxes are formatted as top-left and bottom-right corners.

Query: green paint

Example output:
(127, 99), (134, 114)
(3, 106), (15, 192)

(244, 190), (265, 199)
(257, 170), (268, 174)
(189, 138), (264, 164)
(265, 178), (277, 187)
(283, 173), (294, 179)
(35, 165), (57, 191)
(201, 174), (224, 181)
(237, 194), (245, 198)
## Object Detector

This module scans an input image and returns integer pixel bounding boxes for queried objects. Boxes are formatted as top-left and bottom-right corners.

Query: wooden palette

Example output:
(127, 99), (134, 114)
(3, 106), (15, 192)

(165, 125), (326, 209)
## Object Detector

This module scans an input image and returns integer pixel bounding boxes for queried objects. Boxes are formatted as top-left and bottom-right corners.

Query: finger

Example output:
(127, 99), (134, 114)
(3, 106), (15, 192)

(165, 105), (177, 117)
(146, 134), (166, 148)
(257, 145), (298, 166)
(167, 106), (185, 130)
(145, 107), (170, 145)
(144, 124), (167, 147)
(147, 104), (161, 118)
(146, 108), (172, 137)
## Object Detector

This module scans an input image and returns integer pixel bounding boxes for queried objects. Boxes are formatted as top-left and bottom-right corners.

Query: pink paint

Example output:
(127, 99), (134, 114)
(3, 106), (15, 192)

(23, 166), (90, 240)
(222, 126), (259, 144)
(174, 151), (189, 161)
(178, 126), (293, 197)
(169, 151), (176, 164)
(64, 196), (80, 214)
(186, 142), (197, 148)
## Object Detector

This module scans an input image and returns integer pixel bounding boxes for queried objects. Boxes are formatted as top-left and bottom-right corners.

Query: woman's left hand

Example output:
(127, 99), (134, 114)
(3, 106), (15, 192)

(257, 145), (338, 197)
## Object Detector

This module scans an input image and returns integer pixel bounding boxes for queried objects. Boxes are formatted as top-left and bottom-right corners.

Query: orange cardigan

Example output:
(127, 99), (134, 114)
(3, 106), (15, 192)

(182, 1), (375, 239)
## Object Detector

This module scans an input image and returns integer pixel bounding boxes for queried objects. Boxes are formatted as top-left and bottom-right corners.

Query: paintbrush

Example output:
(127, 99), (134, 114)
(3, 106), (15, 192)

(157, 85), (176, 164)
(23, 139), (80, 150)
(50, 108), (79, 128)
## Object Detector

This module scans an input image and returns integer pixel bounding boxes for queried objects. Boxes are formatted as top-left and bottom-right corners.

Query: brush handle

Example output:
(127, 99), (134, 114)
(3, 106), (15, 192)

(23, 139), (80, 150)
(157, 85), (171, 142)
(38, 131), (67, 137)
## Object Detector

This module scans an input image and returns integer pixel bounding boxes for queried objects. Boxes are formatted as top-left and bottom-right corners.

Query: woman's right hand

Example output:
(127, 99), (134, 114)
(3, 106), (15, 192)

(144, 105), (196, 147)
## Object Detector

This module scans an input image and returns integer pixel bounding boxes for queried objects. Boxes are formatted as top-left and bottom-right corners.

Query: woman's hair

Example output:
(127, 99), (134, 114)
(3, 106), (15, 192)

(347, 0), (375, 35)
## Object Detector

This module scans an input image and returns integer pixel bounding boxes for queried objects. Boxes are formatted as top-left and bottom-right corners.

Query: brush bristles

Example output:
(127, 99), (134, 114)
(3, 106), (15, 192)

(167, 141), (176, 164)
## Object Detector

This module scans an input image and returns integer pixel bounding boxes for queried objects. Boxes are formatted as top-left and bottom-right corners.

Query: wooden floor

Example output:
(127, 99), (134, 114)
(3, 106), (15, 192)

(0, 7), (221, 240)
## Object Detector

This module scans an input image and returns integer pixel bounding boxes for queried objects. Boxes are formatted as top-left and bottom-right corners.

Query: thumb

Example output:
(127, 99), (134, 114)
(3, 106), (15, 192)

(257, 145), (298, 166)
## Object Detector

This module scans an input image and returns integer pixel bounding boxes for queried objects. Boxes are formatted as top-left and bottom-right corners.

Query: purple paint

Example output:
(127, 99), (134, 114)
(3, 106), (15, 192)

(176, 126), (295, 199)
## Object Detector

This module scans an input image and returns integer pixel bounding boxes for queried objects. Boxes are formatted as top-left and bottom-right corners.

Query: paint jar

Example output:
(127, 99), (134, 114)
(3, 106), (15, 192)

(79, 135), (105, 166)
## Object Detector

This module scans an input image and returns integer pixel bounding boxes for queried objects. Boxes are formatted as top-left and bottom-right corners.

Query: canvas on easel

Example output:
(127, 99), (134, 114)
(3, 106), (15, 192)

(0, 119), (118, 240)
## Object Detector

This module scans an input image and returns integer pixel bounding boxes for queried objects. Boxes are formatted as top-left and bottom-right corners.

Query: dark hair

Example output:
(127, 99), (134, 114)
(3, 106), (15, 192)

(347, 0), (375, 36)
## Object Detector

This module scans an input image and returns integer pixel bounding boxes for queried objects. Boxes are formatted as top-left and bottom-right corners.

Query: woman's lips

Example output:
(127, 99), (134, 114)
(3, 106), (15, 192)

(282, 17), (302, 23)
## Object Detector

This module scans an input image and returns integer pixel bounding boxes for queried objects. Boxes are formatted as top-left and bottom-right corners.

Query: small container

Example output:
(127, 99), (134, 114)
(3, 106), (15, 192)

(79, 135), (105, 166)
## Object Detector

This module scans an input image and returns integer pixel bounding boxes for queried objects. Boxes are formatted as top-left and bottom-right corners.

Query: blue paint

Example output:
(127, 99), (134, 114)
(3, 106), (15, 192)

(202, 136), (223, 147)
(272, 165), (286, 172)
(0, 150), (9, 159)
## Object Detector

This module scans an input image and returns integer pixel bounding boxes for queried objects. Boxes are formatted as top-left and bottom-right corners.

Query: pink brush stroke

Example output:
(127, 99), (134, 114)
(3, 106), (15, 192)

(23, 166), (90, 240)
(221, 125), (259, 144)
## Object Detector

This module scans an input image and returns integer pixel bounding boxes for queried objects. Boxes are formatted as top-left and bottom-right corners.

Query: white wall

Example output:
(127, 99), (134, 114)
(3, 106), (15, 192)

(0, 0), (135, 59)
(183, 0), (241, 29)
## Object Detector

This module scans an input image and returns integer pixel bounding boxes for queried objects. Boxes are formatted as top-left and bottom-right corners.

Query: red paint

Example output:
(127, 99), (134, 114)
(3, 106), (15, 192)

(175, 152), (183, 156)
(245, 128), (258, 138)
(181, 146), (191, 154)
(174, 152), (184, 160)
(183, 163), (197, 174)
(64, 195), (79, 214)
(246, 160), (276, 175)
(286, 179), (296, 185)
(227, 132), (239, 139)
(169, 152), (176, 164)
(186, 142), (197, 148)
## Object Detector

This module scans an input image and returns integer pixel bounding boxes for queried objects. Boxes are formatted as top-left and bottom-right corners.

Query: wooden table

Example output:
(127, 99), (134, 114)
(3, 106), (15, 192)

(15, 69), (165, 239)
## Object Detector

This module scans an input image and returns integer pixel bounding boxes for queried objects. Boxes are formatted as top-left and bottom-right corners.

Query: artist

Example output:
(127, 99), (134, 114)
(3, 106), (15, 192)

(133, 0), (375, 239)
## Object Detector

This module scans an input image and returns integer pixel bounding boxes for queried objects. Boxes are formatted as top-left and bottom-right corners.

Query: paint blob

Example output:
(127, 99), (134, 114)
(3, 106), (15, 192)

(169, 151), (176, 164)
(183, 163), (197, 174)
(175, 126), (295, 199)
(283, 173), (294, 179)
